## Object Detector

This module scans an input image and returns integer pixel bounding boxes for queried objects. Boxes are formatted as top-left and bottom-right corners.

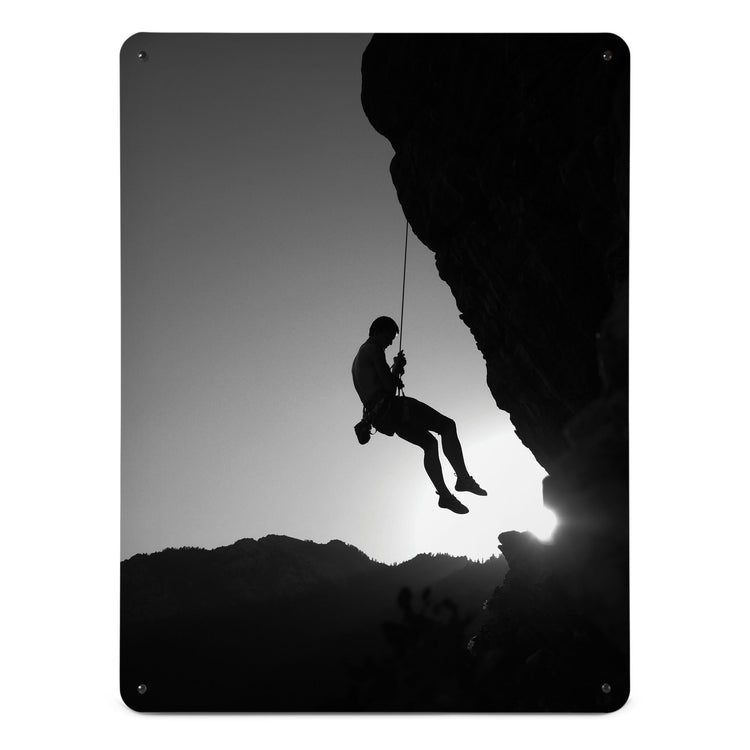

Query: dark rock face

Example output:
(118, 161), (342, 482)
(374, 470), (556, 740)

(362, 33), (628, 468)
(362, 33), (629, 710)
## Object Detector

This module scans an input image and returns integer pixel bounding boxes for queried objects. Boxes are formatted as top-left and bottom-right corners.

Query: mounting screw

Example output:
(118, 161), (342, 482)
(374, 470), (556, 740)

(601, 683), (612, 694)
(137, 50), (148, 61)
(602, 50), (613, 62)
(137, 684), (148, 695)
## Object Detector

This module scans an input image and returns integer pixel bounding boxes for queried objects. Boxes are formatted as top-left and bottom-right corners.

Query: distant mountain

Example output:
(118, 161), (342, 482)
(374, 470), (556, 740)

(122, 535), (381, 622)
(121, 535), (507, 710)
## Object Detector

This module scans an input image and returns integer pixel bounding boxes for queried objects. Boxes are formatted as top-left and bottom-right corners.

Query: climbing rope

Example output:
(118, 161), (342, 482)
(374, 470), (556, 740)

(398, 219), (409, 352)
(397, 219), (409, 397)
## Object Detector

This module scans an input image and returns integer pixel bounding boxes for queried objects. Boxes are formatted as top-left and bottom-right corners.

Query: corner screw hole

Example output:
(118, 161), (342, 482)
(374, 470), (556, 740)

(602, 50), (613, 62)
(601, 682), (612, 694)
(137, 683), (147, 695)
(137, 50), (148, 62)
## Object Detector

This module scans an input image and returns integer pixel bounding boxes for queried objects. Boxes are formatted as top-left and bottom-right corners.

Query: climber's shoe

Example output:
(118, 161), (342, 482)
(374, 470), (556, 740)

(455, 475), (487, 496)
(437, 492), (469, 515)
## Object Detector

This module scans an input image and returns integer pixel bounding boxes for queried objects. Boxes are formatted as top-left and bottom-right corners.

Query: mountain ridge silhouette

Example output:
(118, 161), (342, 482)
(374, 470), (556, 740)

(122, 534), (505, 624)
(121, 534), (508, 710)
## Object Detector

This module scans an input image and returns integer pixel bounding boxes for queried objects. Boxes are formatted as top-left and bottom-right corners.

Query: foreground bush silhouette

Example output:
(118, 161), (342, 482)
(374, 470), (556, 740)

(348, 586), (475, 710)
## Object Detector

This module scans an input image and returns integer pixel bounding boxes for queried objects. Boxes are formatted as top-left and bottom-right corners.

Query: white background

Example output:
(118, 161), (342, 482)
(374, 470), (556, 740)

(2, 1), (749, 747)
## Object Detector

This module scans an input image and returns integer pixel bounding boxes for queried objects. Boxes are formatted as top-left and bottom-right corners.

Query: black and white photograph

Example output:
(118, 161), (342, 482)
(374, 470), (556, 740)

(4, 0), (750, 744)
(121, 32), (628, 711)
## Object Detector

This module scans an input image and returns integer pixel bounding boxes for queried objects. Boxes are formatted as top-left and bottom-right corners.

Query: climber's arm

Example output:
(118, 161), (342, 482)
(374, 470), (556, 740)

(368, 346), (400, 396)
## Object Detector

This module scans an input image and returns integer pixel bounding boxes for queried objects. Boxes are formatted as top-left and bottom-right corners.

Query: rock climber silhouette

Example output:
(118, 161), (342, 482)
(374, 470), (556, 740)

(352, 315), (487, 514)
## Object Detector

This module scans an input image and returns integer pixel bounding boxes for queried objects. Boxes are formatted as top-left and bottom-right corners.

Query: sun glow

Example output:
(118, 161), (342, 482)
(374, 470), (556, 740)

(527, 506), (558, 542)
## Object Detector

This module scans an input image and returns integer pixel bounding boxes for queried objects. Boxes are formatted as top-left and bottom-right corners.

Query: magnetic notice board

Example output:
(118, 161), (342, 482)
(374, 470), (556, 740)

(121, 32), (629, 712)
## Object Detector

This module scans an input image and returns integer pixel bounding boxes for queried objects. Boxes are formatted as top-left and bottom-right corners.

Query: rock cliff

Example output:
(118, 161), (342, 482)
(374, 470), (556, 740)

(362, 33), (628, 468)
(361, 33), (629, 710)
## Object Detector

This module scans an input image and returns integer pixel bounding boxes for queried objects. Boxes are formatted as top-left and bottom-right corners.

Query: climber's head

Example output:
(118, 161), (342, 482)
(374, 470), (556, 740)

(369, 316), (399, 349)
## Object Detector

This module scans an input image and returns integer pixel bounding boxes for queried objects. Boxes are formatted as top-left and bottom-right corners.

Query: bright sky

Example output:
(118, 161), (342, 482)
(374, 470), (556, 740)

(121, 33), (552, 564)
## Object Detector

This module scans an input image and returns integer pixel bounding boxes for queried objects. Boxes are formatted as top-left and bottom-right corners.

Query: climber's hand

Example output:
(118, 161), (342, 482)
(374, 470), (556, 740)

(393, 350), (407, 374)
